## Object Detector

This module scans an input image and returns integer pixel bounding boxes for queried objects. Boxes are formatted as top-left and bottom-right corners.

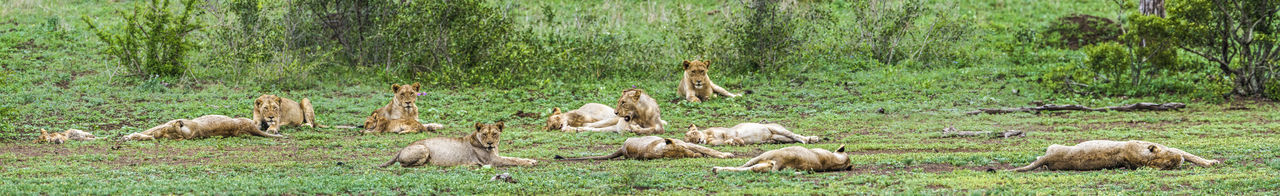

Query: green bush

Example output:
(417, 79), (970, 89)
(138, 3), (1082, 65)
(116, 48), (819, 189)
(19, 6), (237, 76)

(845, 0), (974, 67)
(727, 0), (802, 72)
(202, 0), (323, 89)
(1041, 14), (1121, 50)
(83, 0), (202, 77)
(1082, 42), (1129, 80)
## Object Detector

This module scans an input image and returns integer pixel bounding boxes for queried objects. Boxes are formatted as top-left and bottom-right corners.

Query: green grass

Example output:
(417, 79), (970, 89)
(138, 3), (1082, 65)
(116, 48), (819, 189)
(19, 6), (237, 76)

(2, 0), (1279, 194)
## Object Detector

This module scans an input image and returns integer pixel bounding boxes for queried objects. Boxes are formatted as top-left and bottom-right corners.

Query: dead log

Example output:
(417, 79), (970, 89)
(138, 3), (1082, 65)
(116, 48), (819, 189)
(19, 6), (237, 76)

(940, 127), (1025, 138)
(966, 102), (1185, 115)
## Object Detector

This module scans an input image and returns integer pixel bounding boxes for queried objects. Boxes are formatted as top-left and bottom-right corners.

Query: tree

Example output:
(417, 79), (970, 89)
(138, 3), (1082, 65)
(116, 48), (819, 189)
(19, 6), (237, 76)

(1167, 0), (1280, 98)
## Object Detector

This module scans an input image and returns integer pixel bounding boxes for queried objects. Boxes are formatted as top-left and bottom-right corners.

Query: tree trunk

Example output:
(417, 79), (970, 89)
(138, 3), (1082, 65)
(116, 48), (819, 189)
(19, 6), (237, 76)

(1140, 0), (1165, 18)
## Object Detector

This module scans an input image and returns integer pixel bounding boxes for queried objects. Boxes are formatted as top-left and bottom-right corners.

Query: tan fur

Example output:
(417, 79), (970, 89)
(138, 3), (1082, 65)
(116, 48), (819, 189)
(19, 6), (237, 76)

(685, 123), (820, 145)
(35, 129), (99, 144)
(1009, 140), (1220, 172)
(253, 94), (317, 134)
(379, 122), (537, 167)
(554, 136), (733, 160)
(569, 88), (668, 134)
(545, 103), (617, 132)
(361, 112), (443, 134)
(712, 145), (852, 173)
(678, 60), (740, 103)
(362, 83), (445, 134)
(121, 115), (285, 141)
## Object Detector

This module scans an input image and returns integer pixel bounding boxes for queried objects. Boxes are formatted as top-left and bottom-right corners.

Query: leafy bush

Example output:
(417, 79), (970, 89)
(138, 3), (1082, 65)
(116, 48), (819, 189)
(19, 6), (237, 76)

(726, 0), (802, 72)
(202, 0), (324, 89)
(83, 0), (202, 77)
(846, 0), (974, 67)
(1042, 14), (1121, 49)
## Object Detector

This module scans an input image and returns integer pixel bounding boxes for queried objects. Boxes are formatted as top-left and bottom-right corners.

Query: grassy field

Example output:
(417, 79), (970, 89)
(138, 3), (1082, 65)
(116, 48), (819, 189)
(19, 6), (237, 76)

(3, 0), (1279, 194)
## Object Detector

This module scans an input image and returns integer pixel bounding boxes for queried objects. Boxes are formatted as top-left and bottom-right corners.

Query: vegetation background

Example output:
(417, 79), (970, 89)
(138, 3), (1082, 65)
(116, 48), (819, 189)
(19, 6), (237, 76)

(1, 0), (1278, 194)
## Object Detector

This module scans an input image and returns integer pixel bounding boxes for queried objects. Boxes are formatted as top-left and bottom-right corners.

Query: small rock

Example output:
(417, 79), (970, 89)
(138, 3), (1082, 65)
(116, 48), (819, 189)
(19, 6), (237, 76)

(491, 172), (518, 183)
(876, 108), (885, 114)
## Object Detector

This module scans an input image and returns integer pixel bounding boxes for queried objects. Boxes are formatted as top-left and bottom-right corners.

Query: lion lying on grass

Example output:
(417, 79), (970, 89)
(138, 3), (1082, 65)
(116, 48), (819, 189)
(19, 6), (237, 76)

(253, 94), (317, 134)
(35, 129), (97, 144)
(553, 136), (733, 160)
(1009, 140), (1221, 171)
(361, 83), (445, 134)
(121, 115), (285, 141)
(712, 145), (852, 173)
(379, 122), (537, 167)
(544, 103), (617, 132)
(361, 112), (443, 134)
(568, 88), (668, 134)
(678, 60), (742, 103)
(684, 123), (820, 145)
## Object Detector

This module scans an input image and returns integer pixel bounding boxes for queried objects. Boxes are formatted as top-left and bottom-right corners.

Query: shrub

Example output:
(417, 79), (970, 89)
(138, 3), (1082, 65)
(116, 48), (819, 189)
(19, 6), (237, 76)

(83, 0), (202, 77)
(1042, 14), (1121, 50)
(846, 0), (974, 67)
(726, 0), (802, 72)
(202, 0), (323, 89)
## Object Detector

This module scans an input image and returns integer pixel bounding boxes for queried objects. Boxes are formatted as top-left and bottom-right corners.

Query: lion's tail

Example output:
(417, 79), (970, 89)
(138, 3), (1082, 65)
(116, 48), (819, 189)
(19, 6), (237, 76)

(378, 151), (402, 168)
(554, 149), (624, 161)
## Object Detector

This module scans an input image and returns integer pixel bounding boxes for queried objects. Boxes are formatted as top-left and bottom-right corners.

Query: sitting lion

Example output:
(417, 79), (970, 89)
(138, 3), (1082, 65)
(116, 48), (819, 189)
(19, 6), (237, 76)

(553, 136), (733, 160)
(35, 129), (97, 144)
(712, 145), (852, 173)
(379, 122), (537, 167)
(1009, 140), (1221, 172)
(544, 103), (617, 131)
(678, 60), (741, 103)
(568, 88), (668, 134)
(361, 112), (443, 134)
(253, 94), (317, 134)
(121, 115), (285, 141)
(685, 123), (821, 145)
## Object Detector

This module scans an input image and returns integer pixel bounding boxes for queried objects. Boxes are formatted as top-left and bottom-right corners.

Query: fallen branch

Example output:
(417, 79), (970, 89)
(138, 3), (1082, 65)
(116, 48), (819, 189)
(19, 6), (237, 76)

(940, 127), (1025, 138)
(966, 102), (1185, 115)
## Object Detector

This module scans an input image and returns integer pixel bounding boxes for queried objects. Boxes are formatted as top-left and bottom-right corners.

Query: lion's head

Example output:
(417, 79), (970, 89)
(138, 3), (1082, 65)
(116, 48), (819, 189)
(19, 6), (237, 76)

(826, 145), (853, 171)
(391, 83), (421, 112)
(659, 138), (700, 158)
(683, 60), (712, 90)
(1143, 144), (1185, 170)
(471, 122), (504, 150)
(362, 111), (384, 131)
(35, 129), (67, 144)
(544, 107), (564, 131)
(254, 95), (284, 132)
(684, 124), (707, 144)
(614, 88), (647, 122)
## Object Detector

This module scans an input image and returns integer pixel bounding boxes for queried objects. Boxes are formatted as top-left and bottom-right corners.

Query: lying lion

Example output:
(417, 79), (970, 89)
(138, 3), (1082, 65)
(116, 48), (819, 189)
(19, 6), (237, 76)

(379, 122), (537, 167)
(685, 123), (821, 145)
(544, 103), (617, 131)
(569, 88), (668, 134)
(712, 145), (852, 173)
(253, 94), (317, 134)
(121, 115), (285, 141)
(553, 136), (733, 160)
(35, 129), (98, 144)
(1009, 140), (1221, 172)
(361, 112), (443, 134)
(678, 60), (742, 103)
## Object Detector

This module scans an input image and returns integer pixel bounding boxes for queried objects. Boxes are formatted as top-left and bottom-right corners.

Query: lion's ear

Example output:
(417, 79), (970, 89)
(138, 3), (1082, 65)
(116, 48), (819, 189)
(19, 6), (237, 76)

(682, 60), (691, 70)
(495, 122), (505, 131)
(40, 129), (48, 135)
(412, 82), (421, 91)
(1148, 145), (1159, 153)
(836, 145), (846, 153)
(552, 107), (562, 115)
(176, 121), (185, 128)
(254, 98), (262, 108)
(475, 122), (484, 131)
(273, 96), (282, 104)
(664, 138), (675, 144)
(392, 83), (401, 92)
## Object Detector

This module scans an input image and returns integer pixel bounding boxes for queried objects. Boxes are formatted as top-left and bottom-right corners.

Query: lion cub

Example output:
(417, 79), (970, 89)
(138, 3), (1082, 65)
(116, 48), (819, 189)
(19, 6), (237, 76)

(712, 145), (852, 173)
(361, 112), (443, 134)
(685, 123), (821, 146)
(553, 136), (733, 160)
(35, 129), (98, 144)
(1009, 140), (1220, 171)
(569, 88), (669, 134)
(379, 122), (537, 167)
(121, 115), (285, 141)
(544, 103), (617, 131)
(253, 94), (317, 134)
(678, 60), (741, 103)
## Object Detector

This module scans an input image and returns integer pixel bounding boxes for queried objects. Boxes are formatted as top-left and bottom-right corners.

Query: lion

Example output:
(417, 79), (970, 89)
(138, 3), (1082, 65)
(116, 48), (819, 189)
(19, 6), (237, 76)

(544, 103), (616, 131)
(569, 88), (668, 134)
(371, 83), (421, 121)
(678, 60), (741, 103)
(712, 145), (852, 173)
(121, 115), (285, 141)
(36, 129), (99, 144)
(379, 122), (538, 167)
(361, 112), (444, 134)
(253, 94), (317, 134)
(553, 136), (733, 160)
(1009, 140), (1221, 172)
(685, 123), (821, 146)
